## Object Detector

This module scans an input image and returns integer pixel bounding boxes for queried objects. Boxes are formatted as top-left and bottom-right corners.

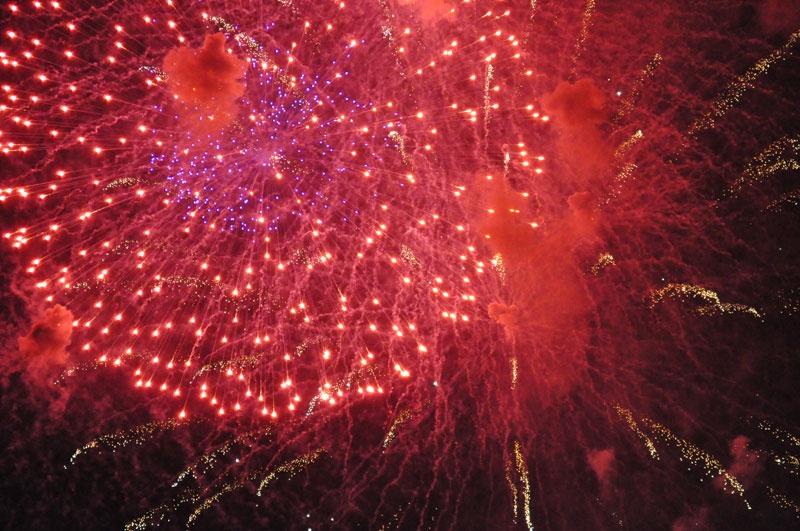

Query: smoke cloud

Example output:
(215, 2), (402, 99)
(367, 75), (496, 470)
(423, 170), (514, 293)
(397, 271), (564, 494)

(162, 33), (248, 136)
(542, 78), (613, 181)
(487, 302), (520, 340)
(713, 435), (763, 490)
(17, 305), (74, 378)
(671, 507), (712, 531)
(587, 447), (616, 484)
(757, 0), (800, 37)
(398, 0), (454, 20)
(478, 173), (597, 328)
(476, 169), (597, 402)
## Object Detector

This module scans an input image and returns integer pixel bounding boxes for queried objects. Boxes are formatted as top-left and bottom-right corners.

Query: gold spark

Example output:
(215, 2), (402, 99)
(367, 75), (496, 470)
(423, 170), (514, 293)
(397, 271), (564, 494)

(615, 55), (662, 121)
(256, 449), (326, 495)
(384, 407), (417, 448)
(389, 131), (410, 165)
(647, 283), (761, 319)
(644, 420), (751, 509)
(614, 130), (644, 160)
(505, 440), (534, 528)
(71, 418), (194, 464)
(615, 406), (659, 459)
(510, 357), (518, 390)
(590, 253), (616, 275)
(570, 0), (596, 78)
(728, 135), (800, 196)
(689, 31), (800, 136)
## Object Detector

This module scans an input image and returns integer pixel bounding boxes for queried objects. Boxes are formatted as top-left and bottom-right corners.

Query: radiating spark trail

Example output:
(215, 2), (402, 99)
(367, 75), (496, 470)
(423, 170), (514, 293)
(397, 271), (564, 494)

(689, 31), (800, 137)
(615, 55), (662, 121)
(616, 406), (659, 460)
(647, 283), (762, 319)
(570, 0), (596, 79)
(727, 135), (800, 196)
(644, 419), (752, 509)
(70, 419), (196, 465)
(256, 449), (326, 496)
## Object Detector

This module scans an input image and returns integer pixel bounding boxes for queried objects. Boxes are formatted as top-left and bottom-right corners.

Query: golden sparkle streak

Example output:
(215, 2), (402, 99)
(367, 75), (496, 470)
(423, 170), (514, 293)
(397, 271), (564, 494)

(128, 428), (274, 529)
(504, 453), (519, 524)
(755, 419), (800, 477)
(728, 135), (800, 196)
(510, 357), (518, 390)
(188, 481), (242, 526)
(484, 63), (494, 136)
(505, 440), (534, 529)
(615, 406), (659, 459)
(70, 419), (195, 464)
(492, 253), (506, 285)
(376, 0), (408, 78)
(590, 252), (616, 275)
(647, 283), (761, 319)
(186, 449), (326, 525)
(388, 130), (410, 165)
(209, 15), (266, 63)
(256, 448), (326, 495)
(601, 130), (644, 204)
(757, 418), (800, 449)
(603, 163), (638, 205)
(126, 492), (200, 531)
(383, 407), (416, 448)
(616, 408), (758, 510)
(515, 440), (534, 530)
(137, 65), (167, 81)
(689, 30), (800, 137)
(173, 427), (272, 487)
(614, 130), (644, 160)
(767, 188), (800, 212)
(644, 419), (751, 509)
(521, 1), (538, 59)
(384, 400), (430, 448)
(54, 346), (148, 385)
(190, 353), (261, 382)
(400, 244), (421, 269)
(767, 486), (800, 518)
(209, 15), (305, 99)
(776, 287), (800, 315)
(570, 0), (596, 77)
(615, 55), (662, 121)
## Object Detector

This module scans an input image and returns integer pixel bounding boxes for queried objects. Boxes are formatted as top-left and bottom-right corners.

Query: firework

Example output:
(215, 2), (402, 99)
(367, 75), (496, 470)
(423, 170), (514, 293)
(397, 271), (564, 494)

(2, 0), (800, 529)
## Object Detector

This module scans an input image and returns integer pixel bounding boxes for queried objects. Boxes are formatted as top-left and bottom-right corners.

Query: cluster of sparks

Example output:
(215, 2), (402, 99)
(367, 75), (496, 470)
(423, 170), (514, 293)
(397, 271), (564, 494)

(1, 1), (551, 524)
(729, 135), (800, 197)
(505, 439), (534, 530)
(618, 405), (747, 508)
(647, 283), (762, 319)
(688, 30), (800, 137)
(0, 0), (543, 422)
(70, 418), (195, 465)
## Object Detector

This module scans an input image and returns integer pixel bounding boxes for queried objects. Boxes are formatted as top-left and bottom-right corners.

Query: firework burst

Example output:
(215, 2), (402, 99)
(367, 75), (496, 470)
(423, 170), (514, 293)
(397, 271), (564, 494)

(2, 0), (800, 529)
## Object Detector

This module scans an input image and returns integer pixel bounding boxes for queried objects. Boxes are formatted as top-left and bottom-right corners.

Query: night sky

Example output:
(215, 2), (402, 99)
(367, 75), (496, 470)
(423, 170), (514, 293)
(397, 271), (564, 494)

(2, 1), (800, 529)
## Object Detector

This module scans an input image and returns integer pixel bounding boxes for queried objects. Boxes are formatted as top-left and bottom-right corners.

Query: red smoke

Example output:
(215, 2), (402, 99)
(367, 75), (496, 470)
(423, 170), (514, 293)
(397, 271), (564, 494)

(757, 0), (800, 37)
(587, 448), (616, 484)
(162, 33), (248, 135)
(17, 304), (74, 377)
(398, 0), (454, 20)
(713, 435), (764, 490)
(473, 80), (615, 403)
(475, 170), (597, 402)
(542, 78), (613, 182)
